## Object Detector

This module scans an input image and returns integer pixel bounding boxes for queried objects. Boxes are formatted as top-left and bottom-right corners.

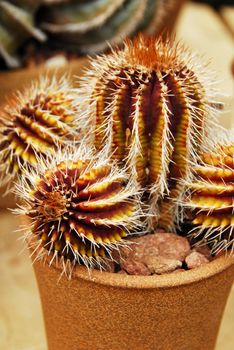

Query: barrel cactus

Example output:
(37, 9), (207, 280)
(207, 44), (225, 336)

(0, 76), (80, 187)
(77, 35), (216, 231)
(16, 147), (143, 274)
(0, 0), (183, 68)
(183, 131), (234, 255)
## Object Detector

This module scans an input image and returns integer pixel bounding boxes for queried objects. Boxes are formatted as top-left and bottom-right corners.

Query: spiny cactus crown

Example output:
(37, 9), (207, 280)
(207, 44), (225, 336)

(15, 146), (144, 275)
(183, 130), (234, 255)
(0, 76), (80, 187)
(77, 35), (215, 230)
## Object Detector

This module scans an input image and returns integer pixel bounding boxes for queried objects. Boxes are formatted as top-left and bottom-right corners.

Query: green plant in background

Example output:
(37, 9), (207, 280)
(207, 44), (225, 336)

(77, 35), (216, 231)
(40, 0), (174, 53)
(15, 147), (143, 275)
(183, 131), (234, 254)
(0, 0), (46, 68)
(0, 76), (81, 187)
(0, 0), (180, 68)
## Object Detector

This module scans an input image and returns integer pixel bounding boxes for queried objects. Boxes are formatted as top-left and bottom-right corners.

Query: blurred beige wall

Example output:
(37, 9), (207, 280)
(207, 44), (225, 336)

(176, 2), (234, 129)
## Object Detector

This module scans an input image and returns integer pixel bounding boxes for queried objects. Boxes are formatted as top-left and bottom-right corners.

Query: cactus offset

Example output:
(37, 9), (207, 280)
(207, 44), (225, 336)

(16, 147), (143, 275)
(78, 35), (214, 230)
(0, 76), (80, 187)
(183, 132), (234, 255)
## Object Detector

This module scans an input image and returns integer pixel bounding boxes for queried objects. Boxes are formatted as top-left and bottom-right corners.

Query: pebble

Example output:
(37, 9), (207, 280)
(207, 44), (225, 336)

(121, 259), (151, 276)
(154, 233), (191, 262)
(143, 256), (182, 274)
(193, 245), (211, 259)
(185, 251), (209, 269)
(112, 237), (159, 263)
(110, 232), (211, 276)
(116, 233), (190, 263)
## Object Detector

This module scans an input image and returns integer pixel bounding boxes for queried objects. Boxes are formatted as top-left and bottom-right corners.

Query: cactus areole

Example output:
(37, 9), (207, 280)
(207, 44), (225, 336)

(80, 36), (210, 230)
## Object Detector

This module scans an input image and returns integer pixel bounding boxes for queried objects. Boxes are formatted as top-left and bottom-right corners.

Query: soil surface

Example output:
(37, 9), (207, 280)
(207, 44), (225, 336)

(101, 231), (213, 275)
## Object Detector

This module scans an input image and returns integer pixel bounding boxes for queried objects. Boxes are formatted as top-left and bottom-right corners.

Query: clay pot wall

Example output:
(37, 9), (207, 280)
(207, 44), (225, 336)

(33, 255), (234, 350)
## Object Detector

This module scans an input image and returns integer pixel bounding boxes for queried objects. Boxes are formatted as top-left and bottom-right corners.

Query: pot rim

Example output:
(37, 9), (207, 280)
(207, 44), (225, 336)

(45, 254), (234, 290)
(22, 215), (234, 289)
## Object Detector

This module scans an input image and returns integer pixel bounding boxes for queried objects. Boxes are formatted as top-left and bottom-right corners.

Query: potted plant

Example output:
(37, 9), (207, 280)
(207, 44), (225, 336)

(0, 0), (187, 208)
(0, 35), (233, 350)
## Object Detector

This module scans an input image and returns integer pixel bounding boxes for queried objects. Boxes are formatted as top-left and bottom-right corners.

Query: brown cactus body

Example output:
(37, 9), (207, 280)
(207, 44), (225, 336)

(16, 148), (142, 274)
(78, 36), (212, 230)
(184, 136), (234, 254)
(0, 77), (80, 187)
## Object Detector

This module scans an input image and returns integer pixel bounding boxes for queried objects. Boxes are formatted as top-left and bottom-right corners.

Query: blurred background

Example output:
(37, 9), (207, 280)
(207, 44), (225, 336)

(0, 0), (233, 349)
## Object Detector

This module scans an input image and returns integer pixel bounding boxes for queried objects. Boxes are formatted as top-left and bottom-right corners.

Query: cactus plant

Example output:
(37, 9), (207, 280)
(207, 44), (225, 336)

(77, 35), (215, 231)
(0, 76), (81, 188)
(0, 0), (46, 68)
(40, 0), (177, 54)
(15, 146), (143, 275)
(183, 131), (234, 255)
(0, 0), (183, 68)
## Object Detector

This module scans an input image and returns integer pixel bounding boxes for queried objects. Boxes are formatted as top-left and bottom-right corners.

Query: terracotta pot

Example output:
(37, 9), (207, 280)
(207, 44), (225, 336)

(33, 255), (234, 350)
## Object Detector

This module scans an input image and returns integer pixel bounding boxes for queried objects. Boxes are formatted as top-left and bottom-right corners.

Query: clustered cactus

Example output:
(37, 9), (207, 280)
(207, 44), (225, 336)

(16, 147), (143, 274)
(0, 0), (181, 68)
(0, 34), (233, 275)
(184, 133), (234, 254)
(0, 76), (80, 186)
(78, 36), (212, 230)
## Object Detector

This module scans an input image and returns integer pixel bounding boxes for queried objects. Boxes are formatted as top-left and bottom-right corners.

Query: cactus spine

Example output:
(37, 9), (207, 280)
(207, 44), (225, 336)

(16, 147), (143, 274)
(78, 36), (213, 230)
(184, 133), (234, 255)
(0, 76), (80, 186)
